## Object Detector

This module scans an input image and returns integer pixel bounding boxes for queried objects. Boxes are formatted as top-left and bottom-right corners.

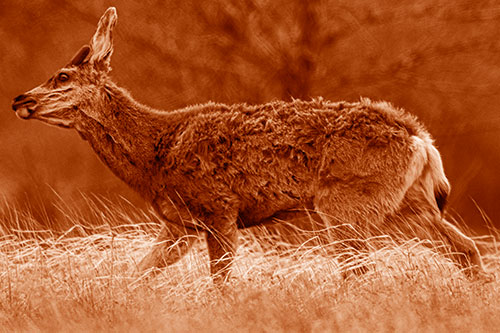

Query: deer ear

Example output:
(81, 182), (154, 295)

(89, 7), (117, 68)
(68, 45), (91, 66)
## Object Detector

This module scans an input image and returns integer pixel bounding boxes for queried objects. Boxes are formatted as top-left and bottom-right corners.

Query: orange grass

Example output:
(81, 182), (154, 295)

(0, 197), (499, 332)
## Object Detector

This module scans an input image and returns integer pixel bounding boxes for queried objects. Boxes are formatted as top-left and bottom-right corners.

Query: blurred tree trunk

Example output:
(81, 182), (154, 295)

(278, 0), (318, 100)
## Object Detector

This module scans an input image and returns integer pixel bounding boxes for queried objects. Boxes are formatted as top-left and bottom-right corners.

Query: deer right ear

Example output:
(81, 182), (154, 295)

(88, 7), (117, 69)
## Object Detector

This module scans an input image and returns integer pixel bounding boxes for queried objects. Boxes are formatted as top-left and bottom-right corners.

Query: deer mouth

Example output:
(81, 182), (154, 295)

(12, 97), (36, 120)
(15, 106), (35, 119)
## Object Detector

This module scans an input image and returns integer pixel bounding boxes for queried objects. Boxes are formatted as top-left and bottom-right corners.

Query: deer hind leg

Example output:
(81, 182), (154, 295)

(388, 192), (487, 279)
(313, 182), (393, 278)
(313, 212), (372, 279)
(250, 207), (326, 250)
(205, 219), (238, 284)
(332, 233), (371, 279)
(437, 218), (485, 276)
(137, 222), (199, 273)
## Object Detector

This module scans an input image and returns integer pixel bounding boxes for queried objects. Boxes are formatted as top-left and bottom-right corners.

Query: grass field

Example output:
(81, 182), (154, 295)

(0, 196), (499, 332)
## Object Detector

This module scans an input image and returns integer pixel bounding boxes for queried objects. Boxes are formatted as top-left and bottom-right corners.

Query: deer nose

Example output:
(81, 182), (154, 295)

(12, 94), (37, 112)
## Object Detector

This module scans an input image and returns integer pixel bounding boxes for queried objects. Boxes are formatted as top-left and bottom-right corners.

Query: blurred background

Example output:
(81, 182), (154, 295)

(1, 0), (499, 233)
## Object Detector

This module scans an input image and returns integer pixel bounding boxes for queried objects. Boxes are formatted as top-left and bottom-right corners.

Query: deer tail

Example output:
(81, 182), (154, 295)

(425, 143), (451, 213)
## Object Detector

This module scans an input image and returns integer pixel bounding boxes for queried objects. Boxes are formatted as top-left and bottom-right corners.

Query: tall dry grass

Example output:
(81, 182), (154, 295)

(0, 195), (499, 332)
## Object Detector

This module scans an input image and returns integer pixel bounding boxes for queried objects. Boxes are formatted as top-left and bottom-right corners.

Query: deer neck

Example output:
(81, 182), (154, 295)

(75, 82), (166, 198)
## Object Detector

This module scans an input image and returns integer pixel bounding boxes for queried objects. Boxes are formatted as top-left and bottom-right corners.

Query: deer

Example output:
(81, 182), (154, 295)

(11, 7), (489, 283)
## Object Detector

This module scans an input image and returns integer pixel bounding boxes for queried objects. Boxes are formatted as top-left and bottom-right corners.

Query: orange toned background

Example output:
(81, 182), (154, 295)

(1, 1), (499, 232)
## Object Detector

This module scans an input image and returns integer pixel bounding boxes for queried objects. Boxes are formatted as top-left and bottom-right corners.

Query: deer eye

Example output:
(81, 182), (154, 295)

(57, 73), (70, 82)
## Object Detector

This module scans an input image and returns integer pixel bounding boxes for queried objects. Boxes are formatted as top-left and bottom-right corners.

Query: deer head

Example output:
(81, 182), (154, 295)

(11, 7), (118, 129)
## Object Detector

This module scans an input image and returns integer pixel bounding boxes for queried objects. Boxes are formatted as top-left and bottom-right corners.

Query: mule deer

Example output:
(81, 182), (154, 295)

(12, 7), (488, 282)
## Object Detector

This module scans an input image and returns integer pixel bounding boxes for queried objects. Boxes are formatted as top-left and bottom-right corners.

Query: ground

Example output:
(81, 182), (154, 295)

(0, 197), (499, 332)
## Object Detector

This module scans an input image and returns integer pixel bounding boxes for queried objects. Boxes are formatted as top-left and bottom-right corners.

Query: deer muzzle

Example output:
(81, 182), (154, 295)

(12, 94), (37, 119)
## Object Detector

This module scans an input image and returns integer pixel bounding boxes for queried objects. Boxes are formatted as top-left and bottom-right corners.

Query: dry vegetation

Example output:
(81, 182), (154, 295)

(0, 196), (499, 332)
(2, 0), (500, 232)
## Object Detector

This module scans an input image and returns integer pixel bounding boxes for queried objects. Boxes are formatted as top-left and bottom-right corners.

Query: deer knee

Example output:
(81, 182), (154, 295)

(138, 224), (198, 272)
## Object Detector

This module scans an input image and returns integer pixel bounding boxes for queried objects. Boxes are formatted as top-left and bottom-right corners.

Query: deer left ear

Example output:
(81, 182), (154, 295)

(68, 45), (91, 66)
(89, 7), (117, 70)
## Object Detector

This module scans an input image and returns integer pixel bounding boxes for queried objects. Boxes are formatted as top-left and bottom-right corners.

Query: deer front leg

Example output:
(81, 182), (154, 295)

(205, 220), (238, 284)
(137, 222), (199, 272)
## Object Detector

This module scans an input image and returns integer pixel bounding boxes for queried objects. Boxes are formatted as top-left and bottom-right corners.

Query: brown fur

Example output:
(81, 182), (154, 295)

(11, 8), (487, 281)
